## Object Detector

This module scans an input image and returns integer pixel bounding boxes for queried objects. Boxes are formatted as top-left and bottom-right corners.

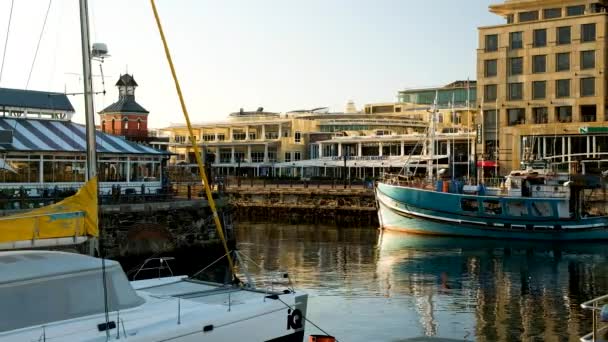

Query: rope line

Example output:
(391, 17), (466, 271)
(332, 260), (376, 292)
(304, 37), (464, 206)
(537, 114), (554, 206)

(0, 0), (16, 83)
(26, 0), (53, 89)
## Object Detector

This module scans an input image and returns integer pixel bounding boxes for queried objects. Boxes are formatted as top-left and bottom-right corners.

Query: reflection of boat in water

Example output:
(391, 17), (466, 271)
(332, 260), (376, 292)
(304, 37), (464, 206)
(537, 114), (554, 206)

(377, 229), (608, 255)
(376, 231), (608, 341)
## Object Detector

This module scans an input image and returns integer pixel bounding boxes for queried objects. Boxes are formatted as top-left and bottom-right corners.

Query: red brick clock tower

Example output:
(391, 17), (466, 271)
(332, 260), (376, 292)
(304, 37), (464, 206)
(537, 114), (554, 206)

(99, 74), (149, 142)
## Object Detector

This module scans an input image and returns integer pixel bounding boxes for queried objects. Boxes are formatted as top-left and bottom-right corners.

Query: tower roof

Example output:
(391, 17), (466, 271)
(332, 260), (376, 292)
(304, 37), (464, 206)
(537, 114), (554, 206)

(115, 74), (138, 87)
(99, 97), (149, 114)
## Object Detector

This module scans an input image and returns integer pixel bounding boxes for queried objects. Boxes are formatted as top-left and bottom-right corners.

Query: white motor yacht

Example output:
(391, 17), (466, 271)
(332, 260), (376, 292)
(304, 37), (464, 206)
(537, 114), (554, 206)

(0, 250), (307, 342)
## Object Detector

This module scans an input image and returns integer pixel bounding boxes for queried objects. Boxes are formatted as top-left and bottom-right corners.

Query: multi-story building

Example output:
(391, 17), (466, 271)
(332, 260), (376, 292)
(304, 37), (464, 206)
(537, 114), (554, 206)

(163, 108), (318, 177)
(161, 81), (478, 180)
(477, 0), (608, 174)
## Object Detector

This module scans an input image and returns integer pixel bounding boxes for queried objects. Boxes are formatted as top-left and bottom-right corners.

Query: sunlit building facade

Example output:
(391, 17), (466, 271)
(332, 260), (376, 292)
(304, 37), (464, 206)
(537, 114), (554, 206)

(477, 0), (608, 174)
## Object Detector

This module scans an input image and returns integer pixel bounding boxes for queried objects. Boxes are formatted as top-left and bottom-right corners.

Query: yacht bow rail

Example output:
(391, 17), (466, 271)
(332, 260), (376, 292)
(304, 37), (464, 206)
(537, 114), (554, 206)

(580, 294), (608, 341)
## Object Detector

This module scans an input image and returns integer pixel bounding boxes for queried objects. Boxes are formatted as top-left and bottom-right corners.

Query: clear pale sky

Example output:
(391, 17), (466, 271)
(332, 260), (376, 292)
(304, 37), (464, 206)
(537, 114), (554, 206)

(0, 0), (502, 128)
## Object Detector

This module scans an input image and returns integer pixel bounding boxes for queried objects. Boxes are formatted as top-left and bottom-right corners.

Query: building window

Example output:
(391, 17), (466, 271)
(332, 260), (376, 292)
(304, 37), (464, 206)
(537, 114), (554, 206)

(217, 134), (225, 141)
(532, 55), (546, 73)
(509, 57), (523, 75)
(566, 5), (586, 16)
(111, 119), (115, 134)
(294, 152), (301, 161)
(581, 50), (595, 69)
(101, 120), (105, 133)
(508, 108), (525, 126)
(484, 84), (497, 101)
(533, 29), (546, 47)
(556, 106), (572, 123)
(581, 23), (596, 42)
(508, 83), (523, 100)
(556, 79), (570, 98)
(556, 53), (570, 71)
(532, 81), (546, 100)
(284, 152), (291, 162)
(123, 118), (128, 130)
(251, 151), (270, 163)
(544, 8), (562, 19)
(581, 105), (597, 122)
(581, 77), (595, 97)
(509, 31), (523, 50)
(519, 11), (539, 22)
(295, 131), (301, 143)
(137, 118), (142, 130)
(485, 34), (498, 52)
(532, 107), (548, 124)
(485, 59), (497, 77)
(557, 26), (571, 45)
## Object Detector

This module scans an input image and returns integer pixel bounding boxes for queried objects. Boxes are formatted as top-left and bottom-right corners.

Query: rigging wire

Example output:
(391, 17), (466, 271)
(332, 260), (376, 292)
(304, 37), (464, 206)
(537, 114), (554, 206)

(26, 0), (53, 89)
(0, 0), (16, 84)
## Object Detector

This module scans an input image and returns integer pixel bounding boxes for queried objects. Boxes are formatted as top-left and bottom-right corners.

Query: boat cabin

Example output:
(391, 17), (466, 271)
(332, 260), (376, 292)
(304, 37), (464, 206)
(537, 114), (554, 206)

(0, 251), (144, 332)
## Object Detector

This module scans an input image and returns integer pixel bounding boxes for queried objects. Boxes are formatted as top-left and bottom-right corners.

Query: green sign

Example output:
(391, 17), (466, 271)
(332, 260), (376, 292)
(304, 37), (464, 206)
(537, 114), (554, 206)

(580, 126), (608, 134)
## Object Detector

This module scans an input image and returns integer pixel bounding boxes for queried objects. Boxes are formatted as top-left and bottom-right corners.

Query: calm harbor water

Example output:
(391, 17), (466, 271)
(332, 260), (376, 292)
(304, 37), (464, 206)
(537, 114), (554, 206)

(235, 222), (608, 342)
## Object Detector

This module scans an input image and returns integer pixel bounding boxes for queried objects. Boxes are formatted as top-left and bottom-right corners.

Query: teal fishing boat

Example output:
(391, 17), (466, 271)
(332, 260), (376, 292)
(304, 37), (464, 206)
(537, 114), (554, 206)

(376, 93), (608, 241)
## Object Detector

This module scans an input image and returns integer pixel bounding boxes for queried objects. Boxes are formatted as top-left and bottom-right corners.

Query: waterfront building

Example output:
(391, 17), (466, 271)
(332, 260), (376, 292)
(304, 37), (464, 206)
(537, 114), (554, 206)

(162, 81), (478, 179)
(477, 0), (608, 174)
(163, 108), (318, 177)
(0, 87), (167, 194)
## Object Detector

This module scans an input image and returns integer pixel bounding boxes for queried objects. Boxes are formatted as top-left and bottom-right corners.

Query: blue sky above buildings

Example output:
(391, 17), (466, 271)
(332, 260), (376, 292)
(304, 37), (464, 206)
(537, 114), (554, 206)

(0, 0), (500, 127)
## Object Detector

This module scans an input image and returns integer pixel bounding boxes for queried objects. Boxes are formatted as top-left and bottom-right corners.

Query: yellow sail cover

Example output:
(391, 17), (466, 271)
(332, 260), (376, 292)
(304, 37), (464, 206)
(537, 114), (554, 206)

(0, 177), (98, 243)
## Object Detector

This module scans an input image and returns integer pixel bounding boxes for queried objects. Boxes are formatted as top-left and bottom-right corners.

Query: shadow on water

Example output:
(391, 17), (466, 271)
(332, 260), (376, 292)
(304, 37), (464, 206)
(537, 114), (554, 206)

(236, 223), (608, 342)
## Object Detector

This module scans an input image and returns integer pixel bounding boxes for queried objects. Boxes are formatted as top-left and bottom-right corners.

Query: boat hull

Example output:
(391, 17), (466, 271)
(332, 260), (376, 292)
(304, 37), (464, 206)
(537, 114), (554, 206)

(376, 183), (608, 241)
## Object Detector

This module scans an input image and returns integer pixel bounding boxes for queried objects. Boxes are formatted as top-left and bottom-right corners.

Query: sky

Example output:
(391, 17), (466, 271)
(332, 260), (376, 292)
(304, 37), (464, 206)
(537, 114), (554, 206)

(0, 0), (502, 128)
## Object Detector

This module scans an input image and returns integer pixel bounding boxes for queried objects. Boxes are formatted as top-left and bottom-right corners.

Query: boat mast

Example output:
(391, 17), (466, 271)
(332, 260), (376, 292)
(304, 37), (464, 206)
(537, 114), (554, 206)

(78, 0), (99, 258)
(451, 92), (455, 181)
(427, 90), (438, 182)
(79, 0), (97, 181)
(466, 78), (470, 183)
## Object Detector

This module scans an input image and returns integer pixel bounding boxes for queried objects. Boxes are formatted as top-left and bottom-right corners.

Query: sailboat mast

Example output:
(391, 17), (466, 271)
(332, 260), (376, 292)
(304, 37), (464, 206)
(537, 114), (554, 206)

(427, 90), (438, 182)
(79, 0), (97, 180)
(466, 78), (470, 183)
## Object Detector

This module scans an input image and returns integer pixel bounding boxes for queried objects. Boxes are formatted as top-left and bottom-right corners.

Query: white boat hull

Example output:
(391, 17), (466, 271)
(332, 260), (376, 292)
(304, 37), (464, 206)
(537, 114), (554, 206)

(1, 276), (308, 342)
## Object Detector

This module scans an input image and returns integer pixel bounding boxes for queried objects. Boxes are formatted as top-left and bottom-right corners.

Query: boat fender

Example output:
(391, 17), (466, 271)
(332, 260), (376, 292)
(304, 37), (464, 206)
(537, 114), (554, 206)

(97, 321), (116, 332)
(601, 305), (608, 322)
(203, 325), (214, 332)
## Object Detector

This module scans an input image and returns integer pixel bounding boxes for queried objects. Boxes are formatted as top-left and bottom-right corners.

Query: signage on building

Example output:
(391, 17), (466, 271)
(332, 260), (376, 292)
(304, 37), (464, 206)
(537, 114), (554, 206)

(476, 124), (482, 144)
(580, 126), (608, 134)
(331, 156), (389, 161)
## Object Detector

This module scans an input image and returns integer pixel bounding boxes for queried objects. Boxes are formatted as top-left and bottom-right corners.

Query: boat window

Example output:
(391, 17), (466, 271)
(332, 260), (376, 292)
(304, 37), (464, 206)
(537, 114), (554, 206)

(461, 199), (479, 212)
(530, 201), (554, 217)
(506, 200), (528, 216)
(483, 200), (502, 215)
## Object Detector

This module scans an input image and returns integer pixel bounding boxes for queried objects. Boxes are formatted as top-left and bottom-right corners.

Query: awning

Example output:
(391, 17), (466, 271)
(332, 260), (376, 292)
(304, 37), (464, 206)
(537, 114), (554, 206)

(477, 160), (498, 168)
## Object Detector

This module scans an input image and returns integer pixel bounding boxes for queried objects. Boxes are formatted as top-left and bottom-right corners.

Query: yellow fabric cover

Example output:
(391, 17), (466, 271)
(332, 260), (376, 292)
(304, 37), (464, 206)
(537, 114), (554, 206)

(0, 177), (98, 242)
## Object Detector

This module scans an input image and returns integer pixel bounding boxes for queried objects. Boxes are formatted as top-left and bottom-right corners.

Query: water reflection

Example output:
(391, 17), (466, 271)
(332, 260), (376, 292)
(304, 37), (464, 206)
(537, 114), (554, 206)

(236, 223), (608, 341)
